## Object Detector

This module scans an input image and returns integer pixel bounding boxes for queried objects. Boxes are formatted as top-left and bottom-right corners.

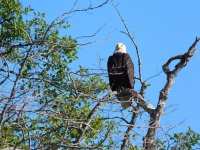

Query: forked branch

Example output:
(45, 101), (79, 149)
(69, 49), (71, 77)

(143, 37), (200, 150)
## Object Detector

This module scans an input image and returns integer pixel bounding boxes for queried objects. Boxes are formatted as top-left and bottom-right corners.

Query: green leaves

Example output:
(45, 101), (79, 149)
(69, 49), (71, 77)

(0, 0), (25, 44)
(170, 128), (200, 150)
(0, 0), (82, 148)
(155, 128), (200, 150)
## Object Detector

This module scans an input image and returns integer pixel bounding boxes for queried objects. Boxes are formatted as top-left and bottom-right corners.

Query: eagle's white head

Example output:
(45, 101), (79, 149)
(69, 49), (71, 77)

(114, 42), (127, 54)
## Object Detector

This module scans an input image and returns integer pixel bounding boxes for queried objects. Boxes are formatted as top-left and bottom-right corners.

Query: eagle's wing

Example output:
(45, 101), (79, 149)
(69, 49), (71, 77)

(107, 56), (113, 74)
(107, 55), (116, 91)
(125, 54), (134, 88)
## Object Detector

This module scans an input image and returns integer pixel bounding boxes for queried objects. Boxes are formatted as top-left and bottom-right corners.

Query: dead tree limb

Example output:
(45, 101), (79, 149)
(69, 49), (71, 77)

(143, 37), (200, 150)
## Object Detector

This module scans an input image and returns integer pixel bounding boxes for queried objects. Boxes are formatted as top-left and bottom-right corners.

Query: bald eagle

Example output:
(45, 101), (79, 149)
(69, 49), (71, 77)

(107, 43), (134, 108)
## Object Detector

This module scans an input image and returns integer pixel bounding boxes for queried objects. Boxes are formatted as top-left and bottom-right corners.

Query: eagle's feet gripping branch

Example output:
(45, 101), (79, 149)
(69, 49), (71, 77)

(116, 89), (155, 113)
(116, 89), (137, 109)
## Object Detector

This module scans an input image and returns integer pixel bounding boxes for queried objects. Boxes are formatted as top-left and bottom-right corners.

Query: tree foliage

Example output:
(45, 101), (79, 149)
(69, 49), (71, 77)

(155, 128), (200, 150)
(0, 0), (113, 149)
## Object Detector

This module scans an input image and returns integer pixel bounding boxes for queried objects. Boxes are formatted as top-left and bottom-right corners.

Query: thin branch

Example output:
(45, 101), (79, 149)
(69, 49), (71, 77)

(61, 0), (110, 16)
(0, 46), (32, 124)
(0, 59), (9, 85)
(75, 24), (106, 39)
(120, 104), (139, 150)
(73, 94), (109, 144)
(144, 71), (163, 82)
(112, 4), (142, 81)
(102, 116), (130, 124)
(42, 0), (110, 41)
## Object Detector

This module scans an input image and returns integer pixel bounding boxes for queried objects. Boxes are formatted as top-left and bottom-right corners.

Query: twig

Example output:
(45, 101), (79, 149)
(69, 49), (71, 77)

(75, 24), (106, 39)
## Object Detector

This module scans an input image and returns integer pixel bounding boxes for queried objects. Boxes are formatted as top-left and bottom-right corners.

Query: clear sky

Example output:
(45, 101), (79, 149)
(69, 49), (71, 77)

(21, 0), (200, 133)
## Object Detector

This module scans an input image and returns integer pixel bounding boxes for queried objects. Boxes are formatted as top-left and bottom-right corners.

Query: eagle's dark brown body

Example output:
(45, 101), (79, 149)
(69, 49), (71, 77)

(107, 53), (134, 92)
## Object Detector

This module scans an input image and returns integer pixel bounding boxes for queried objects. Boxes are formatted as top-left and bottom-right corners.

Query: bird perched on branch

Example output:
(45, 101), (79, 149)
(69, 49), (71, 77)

(107, 42), (135, 108)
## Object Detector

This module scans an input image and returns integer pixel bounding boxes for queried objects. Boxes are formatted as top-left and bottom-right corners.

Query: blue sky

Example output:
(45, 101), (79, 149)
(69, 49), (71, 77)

(22, 0), (200, 133)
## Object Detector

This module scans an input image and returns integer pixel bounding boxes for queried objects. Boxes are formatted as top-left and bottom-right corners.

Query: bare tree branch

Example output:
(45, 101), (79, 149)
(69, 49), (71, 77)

(143, 37), (200, 150)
